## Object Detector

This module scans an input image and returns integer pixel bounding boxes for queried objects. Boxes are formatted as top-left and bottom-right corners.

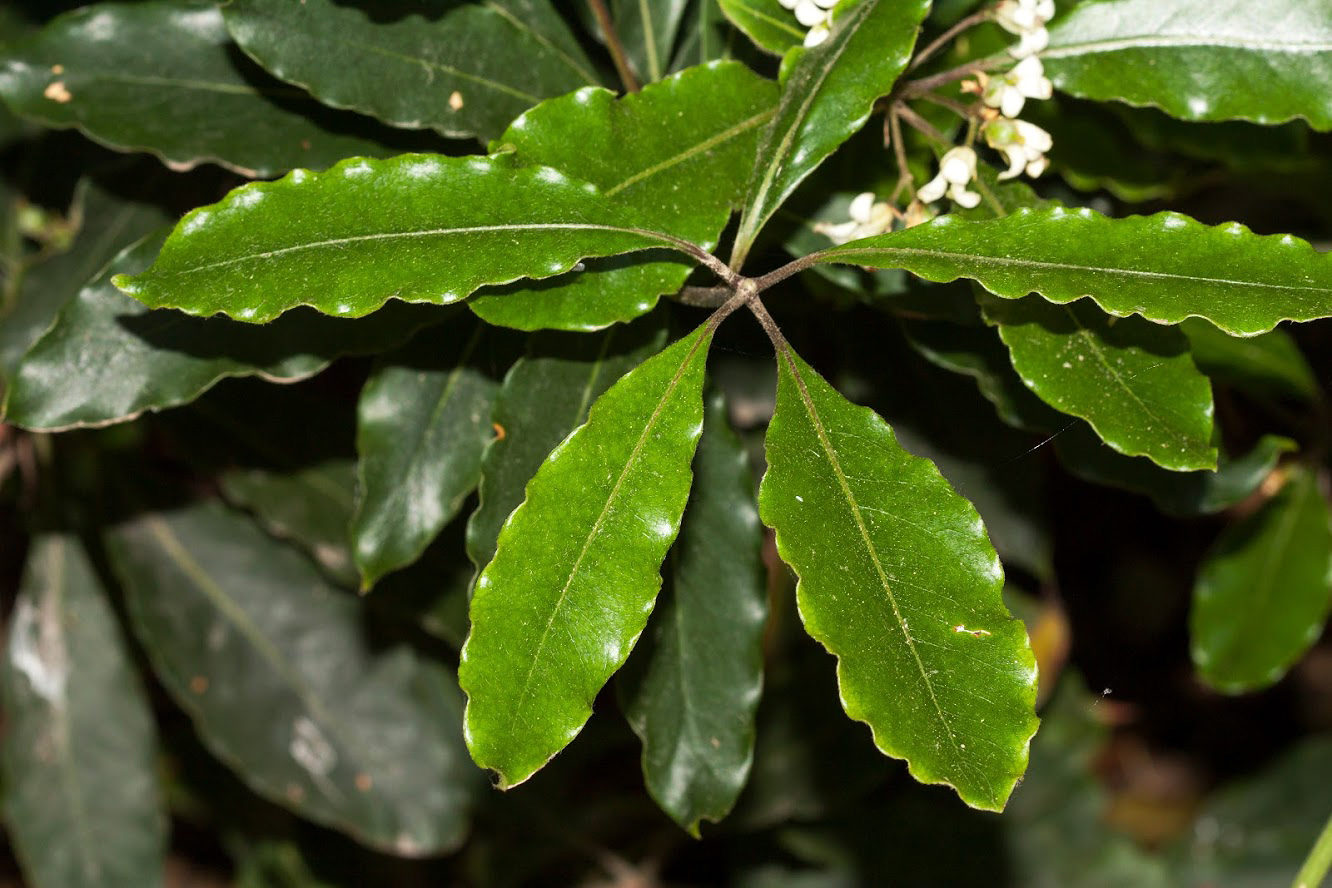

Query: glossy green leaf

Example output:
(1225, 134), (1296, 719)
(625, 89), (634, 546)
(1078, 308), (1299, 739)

(465, 315), (668, 572)
(2, 534), (166, 888)
(115, 154), (693, 324)
(460, 323), (717, 787)
(471, 62), (776, 330)
(1, 179), (170, 402)
(814, 207), (1332, 336)
(352, 321), (501, 588)
(717, 0), (804, 55)
(1180, 317), (1318, 401)
(1044, 0), (1332, 129)
(6, 230), (447, 431)
(730, 0), (930, 267)
(0, 2), (402, 177)
(1190, 465), (1332, 693)
(618, 389), (767, 836)
(612, 0), (691, 83)
(984, 295), (1216, 471)
(108, 498), (479, 855)
(223, 0), (600, 143)
(759, 346), (1038, 810)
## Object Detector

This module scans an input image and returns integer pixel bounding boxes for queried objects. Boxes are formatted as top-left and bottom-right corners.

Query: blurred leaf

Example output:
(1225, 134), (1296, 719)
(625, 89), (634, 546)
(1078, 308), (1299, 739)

(107, 497), (479, 855)
(352, 320), (501, 588)
(1044, 0), (1332, 129)
(0, 178), (170, 401)
(1190, 465), (1332, 693)
(114, 155), (690, 324)
(816, 207), (1332, 336)
(1174, 737), (1332, 887)
(731, 0), (930, 266)
(465, 314), (668, 572)
(717, 0), (804, 55)
(6, 230), (447, 430)
(618, 389), (767, 835)
(671, 0), (734, 71)
(0, 1), (403, 176)
(471, 62), (776, 330)
(223, 0), (600, 143)
(612, 0), (691, 83)
(2, 534), (166, 888)
(460, 323), (717, 787)
(759, 345), (1038, 810)
(1181, 318), (1318, 402)
(984, 295), (1217, 471)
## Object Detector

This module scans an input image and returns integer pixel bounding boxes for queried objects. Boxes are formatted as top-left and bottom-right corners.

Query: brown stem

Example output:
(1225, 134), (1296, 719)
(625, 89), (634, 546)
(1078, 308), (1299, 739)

(896, 103), (950, 147)
(675, 284), (733, 308)
(586, 0), (640, 93)
(888, 106), (913, 203)
(917, 91), (974, 118)
(907, 10), (993, 73)
(897, 59), (999, 101)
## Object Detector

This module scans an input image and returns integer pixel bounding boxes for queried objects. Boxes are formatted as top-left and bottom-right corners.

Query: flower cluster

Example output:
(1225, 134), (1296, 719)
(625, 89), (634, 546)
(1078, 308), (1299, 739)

(813, 192), (894, 245)
(994, 0), (1055, 58)
(778, 0), (837, 48)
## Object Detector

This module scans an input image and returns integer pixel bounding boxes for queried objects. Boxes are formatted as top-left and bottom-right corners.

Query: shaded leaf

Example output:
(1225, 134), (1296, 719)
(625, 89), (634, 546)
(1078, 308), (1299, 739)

(2, 534), (166, 888)
(1044, 0), (1332, 129)
(6, 230), (448, 431)
(618, 389), (767, 835)
(1180, 317), (1318, 402)
(465, 314), (669, 572)
(1, 178), (170, 402)
(759, 345), (1038, 810)
(731, 0), (930, 266)
(352, 320), (502, 588)
(114, 154), (693, 324)
(107, 498), (479, 855)
(0, 1), (403, 176)
(984, 295), (1216, 471)
(717, 0), (804, 55)
(613, 0), (691, 83)
(223, 0), (600, 143)
(471, 62), (776, 330)
(671, 0), (734, 71)
(1190, 465), (1332, 693)
(460, 323), (718, 787)
(815, 207), (1332, 336)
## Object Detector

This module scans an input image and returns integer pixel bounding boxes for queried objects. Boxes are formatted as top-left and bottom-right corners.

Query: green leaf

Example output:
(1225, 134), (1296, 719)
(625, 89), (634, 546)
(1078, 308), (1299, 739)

(471, 62), (776, 331)
(671, 0), (734, 71)
(352, 321), (501, 588)
(2, 534), (166, 888)
(0, 1), (404, 177)
(114, 154), (694, 324)
(1, 178), (171, 402)
(814, 207), (1332, 336)
(717, 0), (804, 55)
(612, 0), (691, 84)
(1180, 317), (1318, 401)
(730, 0), (930, 267)
(6, 230), (447, 431)
(1190, 465), (1332, 693)
(1044, 0), (1332, 129)
(459, 322), (718, 787)
(618, 389), (767, 836)
(758, 346), (1038, 811)
(107, 498), (479, 855)
(223, 0), (600, 143)
(984, 295), (1216, 471)
(465, 315), (668, 572)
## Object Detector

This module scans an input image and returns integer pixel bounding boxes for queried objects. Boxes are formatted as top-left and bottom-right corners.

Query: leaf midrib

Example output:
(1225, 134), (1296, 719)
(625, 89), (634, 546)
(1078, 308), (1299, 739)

(1045, 34), (1332, 57)
(603, 108), (775, 198)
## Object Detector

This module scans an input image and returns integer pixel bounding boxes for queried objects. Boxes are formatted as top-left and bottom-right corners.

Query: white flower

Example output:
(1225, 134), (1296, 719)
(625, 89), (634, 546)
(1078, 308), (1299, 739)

(916, 147), (982, 208)
(982, 56), (1053, 118)
(814, 192), (894, 244)
(783, 0), (837, 47)
(805, 21), (831, 47)
(983, 117), (1053, 179)
(994, 0), (1054, 58)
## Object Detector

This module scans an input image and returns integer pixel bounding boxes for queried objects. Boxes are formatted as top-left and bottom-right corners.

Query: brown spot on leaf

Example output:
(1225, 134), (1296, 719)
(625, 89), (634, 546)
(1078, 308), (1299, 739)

(355, 773), (373, 792)
(189, 675), (209, 694)
(50, 64), (64, 75)
(43, 81), (72, 103)
(492, 422), (506, 441)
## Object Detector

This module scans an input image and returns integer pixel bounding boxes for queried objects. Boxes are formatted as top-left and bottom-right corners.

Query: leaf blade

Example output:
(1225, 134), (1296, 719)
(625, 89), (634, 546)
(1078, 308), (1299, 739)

(759, 346), (1038, 811)
(459, 323), (717, 787)
(814, 208), (1332, 336)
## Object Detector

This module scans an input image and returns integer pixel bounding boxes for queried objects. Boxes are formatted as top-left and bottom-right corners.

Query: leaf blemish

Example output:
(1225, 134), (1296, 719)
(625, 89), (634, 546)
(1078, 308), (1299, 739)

(953, 624), (991, 638)
(449, 90), (464, 111)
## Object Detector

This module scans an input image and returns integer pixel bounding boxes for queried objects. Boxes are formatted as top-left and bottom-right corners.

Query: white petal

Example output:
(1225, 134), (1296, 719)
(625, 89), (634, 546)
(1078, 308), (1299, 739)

(1026, 155), (1049, 177)
(939, 147), (977, 184)
(1001, 87), (1025, 119)
(813, 0), (840, 8)
(951, 185), (982, 209)
(848, 191), (877, 222)
(1017, 120), (1054, 152)
(813, 219), (860, 244)
(794, 0), (826, 27)
(997, 147), (1026, 180)
(917, 172), (949, 203)
(778, 0), (800, 9)
(1035, 0), (1056, 21)
(803, 23), (830, 46)
(1011, 26), (1049, 58)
